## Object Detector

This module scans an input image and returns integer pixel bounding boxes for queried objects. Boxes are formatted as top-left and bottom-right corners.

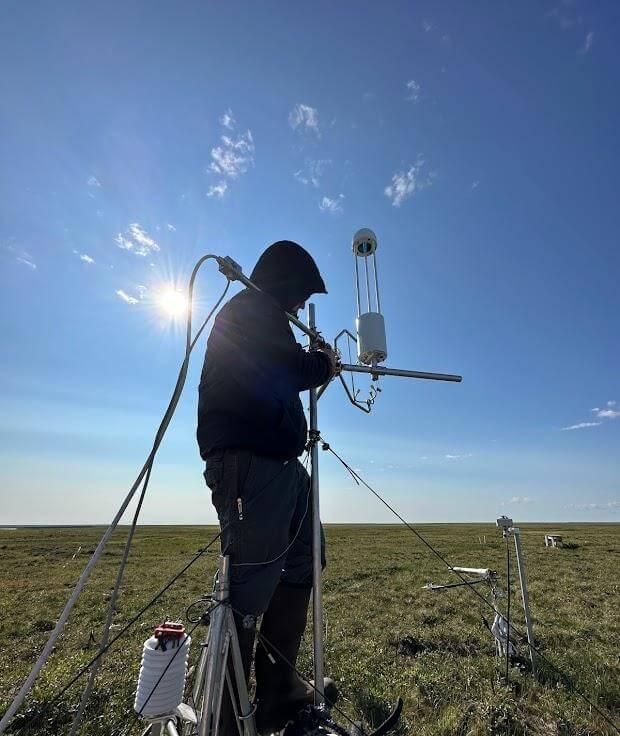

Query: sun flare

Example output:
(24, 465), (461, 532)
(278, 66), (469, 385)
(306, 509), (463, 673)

(157, 286), (188, 319)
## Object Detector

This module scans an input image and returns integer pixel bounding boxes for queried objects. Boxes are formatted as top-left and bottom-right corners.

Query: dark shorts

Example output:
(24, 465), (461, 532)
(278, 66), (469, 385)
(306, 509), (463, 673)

(204, 450), (325, 616)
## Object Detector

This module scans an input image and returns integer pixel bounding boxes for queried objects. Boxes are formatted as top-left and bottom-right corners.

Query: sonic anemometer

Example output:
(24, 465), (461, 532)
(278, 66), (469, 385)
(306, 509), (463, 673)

(351, 228), (387, 366)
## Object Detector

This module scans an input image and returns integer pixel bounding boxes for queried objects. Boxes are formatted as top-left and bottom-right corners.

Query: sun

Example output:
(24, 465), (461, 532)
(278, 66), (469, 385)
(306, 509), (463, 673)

(157, 285), (188, 319)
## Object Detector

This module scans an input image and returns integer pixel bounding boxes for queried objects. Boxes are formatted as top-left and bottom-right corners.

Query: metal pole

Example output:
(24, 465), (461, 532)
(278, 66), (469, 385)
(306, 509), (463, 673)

(372, 252), (381, 314)
(512, 529), (537, 679)
(199, 556), (230, 736)
(354, 253), (361, 318)
(308, 303), (325, 706)
(340, 363), (462, 383)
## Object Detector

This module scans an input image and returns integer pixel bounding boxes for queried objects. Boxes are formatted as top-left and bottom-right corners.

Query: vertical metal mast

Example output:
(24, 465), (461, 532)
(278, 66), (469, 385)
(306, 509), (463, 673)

(512, 529), (537, 679)
(307, 303), (325, 705)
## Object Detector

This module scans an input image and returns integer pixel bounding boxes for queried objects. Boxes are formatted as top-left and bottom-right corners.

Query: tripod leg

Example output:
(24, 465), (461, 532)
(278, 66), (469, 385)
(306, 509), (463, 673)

(224, 669), (243, 736)
(198, 599), (229, 736)
(226, 609), (257, 736)
(196, 557), (257, 736)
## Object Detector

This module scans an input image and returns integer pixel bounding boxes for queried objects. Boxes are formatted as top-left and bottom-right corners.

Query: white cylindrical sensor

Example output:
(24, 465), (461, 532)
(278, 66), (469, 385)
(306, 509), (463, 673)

(134, 630), (191, 718)
(356, 312), (387, 365)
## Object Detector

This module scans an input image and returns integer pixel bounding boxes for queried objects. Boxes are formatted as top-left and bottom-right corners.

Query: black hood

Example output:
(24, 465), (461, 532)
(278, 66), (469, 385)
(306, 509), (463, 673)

(250, 240), (327, 311)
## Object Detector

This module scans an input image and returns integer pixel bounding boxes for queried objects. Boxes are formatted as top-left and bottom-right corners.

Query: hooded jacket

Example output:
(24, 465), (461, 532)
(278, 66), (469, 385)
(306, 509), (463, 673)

(197, 241), (331, 461)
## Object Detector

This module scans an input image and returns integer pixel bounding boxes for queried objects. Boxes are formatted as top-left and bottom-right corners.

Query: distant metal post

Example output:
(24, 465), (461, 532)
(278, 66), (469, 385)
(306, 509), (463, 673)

(512, 528), (537, 679)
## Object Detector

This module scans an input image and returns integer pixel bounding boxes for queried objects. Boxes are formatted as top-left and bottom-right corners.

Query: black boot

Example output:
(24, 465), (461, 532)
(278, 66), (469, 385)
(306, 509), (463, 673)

(254, 584), (337, 735)
(218, 614), (256, 736)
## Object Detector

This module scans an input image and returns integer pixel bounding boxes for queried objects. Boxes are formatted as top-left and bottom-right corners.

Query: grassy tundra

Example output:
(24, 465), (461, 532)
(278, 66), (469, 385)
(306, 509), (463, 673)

(1, 523), (618, 735)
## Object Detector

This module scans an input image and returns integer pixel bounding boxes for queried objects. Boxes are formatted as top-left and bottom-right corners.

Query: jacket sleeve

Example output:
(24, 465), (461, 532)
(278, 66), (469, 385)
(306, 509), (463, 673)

(294, 344), (333, 391)
(232, 293), (332, 393)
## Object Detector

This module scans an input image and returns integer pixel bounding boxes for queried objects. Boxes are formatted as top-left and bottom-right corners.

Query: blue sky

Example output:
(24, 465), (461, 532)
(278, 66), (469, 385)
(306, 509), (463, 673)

(1, 1), (618, 525)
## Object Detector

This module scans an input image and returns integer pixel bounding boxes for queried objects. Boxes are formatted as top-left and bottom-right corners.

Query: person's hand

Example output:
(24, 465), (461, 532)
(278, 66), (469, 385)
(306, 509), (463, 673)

(319, 343), (340, 377)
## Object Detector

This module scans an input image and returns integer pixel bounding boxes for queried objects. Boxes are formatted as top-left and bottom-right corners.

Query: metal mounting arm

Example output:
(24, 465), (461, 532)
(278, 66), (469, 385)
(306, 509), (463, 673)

(327, 328), (462, 410)
(341, 364), (462, 383)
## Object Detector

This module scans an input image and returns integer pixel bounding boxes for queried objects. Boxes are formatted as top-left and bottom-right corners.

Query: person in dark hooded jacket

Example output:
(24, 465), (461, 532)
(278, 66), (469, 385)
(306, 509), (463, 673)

(197, 241), (338, 735)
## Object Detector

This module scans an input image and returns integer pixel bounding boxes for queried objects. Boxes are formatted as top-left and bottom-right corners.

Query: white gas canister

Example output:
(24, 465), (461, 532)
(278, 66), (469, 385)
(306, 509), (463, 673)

(134, 622), (191, 718)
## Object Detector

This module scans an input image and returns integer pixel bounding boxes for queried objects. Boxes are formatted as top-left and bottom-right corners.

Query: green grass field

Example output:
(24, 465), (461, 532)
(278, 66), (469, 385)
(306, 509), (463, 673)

(1, 523), (618, 735)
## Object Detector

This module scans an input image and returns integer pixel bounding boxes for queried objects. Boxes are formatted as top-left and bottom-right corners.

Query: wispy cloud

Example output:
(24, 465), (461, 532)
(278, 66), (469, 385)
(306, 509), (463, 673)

(444, 453), (472, 461)
(116, 289), (139, 305)
(2, 241), (37, 269)
(592, 400), (619, 419)
(405, 79), (421, 102)
(566, 500), (619, 513)
(115, 223), (160, 257)
(502, 496), (534, 506)
(546, 5), (580, 31)
(289, 104), (320, 136)
(294, 158), (331, 188)
(562, 421), (601, 431)
(74, 250), (95, 264)
(209, 131), (255, 178)
(471, 180), (480, 190)
(207, 181), (228, 198)
(220, 108), (236, 129)
(562, 400), (619, 430)
(422, 20), (433, 32)
(17, 256), (36, 269)
(87, 175), (101, 188)
(579, 31), (594, 55)
(166, 223), (176, 232)
(384, 156), (435, 207)
(207, 112), (254, 199)
(546, 5), (592, 55)
(319, 194), (344, 214)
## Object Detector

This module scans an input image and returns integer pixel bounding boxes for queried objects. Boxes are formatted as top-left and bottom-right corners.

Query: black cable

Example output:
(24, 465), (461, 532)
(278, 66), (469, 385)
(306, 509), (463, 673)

(12, 529), (225, 735)
(240, 610), (369, 736)
(120, 603), (224, 736)
(324, 440), (620, 734)
(17, 452), (297, 733)
(427, 578), (487, 591)
(326, 443), (504, 610)
(231, 451), (311, 569)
